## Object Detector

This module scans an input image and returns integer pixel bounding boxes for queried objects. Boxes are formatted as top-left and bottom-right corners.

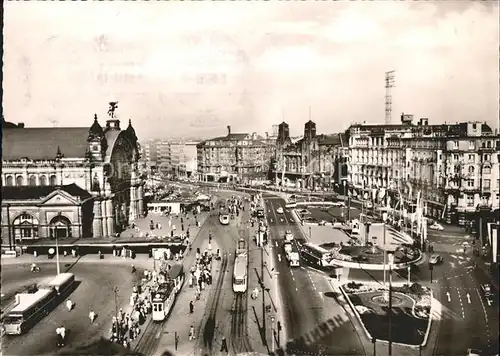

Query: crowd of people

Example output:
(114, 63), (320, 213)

(188, 242), (215, 304)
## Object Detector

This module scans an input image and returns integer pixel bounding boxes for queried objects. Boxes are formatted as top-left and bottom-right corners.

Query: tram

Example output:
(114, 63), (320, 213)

(219, 206), (230, 225)
(233, 238), (248, 293)
(151, 265), (185, 322)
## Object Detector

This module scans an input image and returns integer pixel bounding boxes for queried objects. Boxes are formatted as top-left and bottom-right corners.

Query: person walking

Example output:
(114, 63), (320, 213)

(189, 325), (195, 340)
(66, 299), (73, 311)
(189, 301), (194, 314)
(220, 335), (228, 353)
(89, 310), (96, 323)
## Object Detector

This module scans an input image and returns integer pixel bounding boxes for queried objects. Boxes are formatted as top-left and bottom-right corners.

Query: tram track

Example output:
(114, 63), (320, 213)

(200, 251), (229, 355)
(134, 319), (164, 355)
(230, 292), (252, 354)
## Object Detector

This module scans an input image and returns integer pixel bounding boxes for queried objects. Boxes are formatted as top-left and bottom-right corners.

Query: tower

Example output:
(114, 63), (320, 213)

(385, 71), (395, 124)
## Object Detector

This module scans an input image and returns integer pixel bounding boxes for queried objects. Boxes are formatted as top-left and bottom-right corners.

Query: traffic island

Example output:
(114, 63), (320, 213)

(341, 282), (432, 347)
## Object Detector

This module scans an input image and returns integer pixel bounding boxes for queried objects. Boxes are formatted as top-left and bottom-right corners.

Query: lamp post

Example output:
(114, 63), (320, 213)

(388, 252), (394, 356)
(55, 230), (61, 275)
(271, 316), (276, 354)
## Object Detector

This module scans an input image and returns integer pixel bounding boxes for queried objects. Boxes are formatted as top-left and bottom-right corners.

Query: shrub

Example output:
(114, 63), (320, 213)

(410, 283), (427, 296)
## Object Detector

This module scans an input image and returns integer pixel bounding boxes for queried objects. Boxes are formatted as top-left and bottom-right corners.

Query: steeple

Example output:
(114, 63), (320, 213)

(125, 119), (138, 145)
(88, 114), (104, 141)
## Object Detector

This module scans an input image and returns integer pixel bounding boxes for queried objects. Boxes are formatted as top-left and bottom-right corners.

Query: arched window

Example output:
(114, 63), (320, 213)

(468, 166), (475, 174)
(5, 176), (14, 186)
(49, 215), (72, 239)
(16, 176), (24, 186)
(49, 175), (57, 186)
(29, 175), (37, 186)
(13, 213), (39, 241)
(39, 175), (48, 186)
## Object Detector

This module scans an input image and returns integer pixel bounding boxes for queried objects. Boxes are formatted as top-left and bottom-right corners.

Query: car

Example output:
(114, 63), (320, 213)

(481, 284), (492, 295)
(428, 254), (443, 265)
(285, 231), (294, 241)
(276, 207), (284, 214)
(466, 348), (482, 356)
(430, 222), (444, 231)
(485, 294), (494, 306)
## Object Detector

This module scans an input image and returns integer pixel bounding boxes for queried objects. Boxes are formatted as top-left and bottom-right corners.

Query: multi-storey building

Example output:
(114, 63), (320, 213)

(273, 120), (347, 190)
(156, 140), (171, 175)
(347, 113), (499, 224)
(1, 110), (144, 245)
(140, 139), (158, 169)
(197, 126), (275, 182)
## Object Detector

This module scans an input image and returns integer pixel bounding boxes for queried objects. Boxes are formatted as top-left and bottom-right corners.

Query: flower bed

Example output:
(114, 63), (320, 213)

(343, 282), (431, 345)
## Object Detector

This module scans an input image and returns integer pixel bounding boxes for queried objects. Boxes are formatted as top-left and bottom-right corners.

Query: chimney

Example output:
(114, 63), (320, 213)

(18, 122), (25, 128)
(265, 132), (269, 139)
(227, 125), (231, 136)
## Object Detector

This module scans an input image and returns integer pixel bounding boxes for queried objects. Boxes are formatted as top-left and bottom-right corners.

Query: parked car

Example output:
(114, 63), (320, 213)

(481, 284), (492, 295)
(466, 348), (482, 356)
(430, 222), (444, 231)
(429, 254), (443, 265)
(276, 207), (284, 214)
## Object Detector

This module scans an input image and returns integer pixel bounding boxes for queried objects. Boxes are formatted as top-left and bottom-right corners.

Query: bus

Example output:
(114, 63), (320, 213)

(3, 273), (75, 335)
(41, 273), (75, 298)
(300, 243), (334, 267)
(219, 206), (230, 225)
(152, 264), (185, 322)
(233, 253), (248, 293)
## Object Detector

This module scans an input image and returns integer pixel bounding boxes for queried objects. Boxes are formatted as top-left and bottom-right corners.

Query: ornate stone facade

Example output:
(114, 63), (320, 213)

(1, 106), (144, 242)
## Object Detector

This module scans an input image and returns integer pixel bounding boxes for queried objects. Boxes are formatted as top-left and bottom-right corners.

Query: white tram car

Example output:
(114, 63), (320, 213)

(233, 238), (248, 293)
(151, 265), (185, 322)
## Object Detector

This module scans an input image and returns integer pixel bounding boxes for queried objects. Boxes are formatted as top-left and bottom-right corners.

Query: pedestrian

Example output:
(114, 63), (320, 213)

(220, 335), (228, 353)
(189, 325), (195, 340)
(189, 300), (194, 314)
(66, 299), (73, 311)
(89, 310), (96, 323)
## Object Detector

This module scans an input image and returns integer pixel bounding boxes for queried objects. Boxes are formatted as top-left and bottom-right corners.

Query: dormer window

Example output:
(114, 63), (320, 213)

(92, 144), (99, 151)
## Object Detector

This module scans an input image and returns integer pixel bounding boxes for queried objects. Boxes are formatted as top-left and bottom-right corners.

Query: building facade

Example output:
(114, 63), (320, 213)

(197, 126), (275, 182)
(1, 108), (145, 245)
(346, 113), (499, 224)
(273, 120), (347, 190)
(184, 142), (199, 178)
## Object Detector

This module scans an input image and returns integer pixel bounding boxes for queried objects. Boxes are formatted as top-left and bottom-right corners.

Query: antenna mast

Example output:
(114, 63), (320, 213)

(385, 70), (395, 124)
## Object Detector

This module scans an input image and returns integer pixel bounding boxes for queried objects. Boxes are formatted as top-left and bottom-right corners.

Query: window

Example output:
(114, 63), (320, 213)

(5, 176), (14, 186)
(16, 176), (24, 186)
(454, 154), (459, 160)
(468, 166), (475, 174)
(39, 175), (47, 186)
(472, 123), (477, 129)
(467, 179), (474, 187)
(453, 140), (458, 149)
(29, 175), (37, 186)
(49, 175), (57, 186)
(483, 179), (491, 189)
(468, 154), (474, 162)
(498, 179), (500, 188)
(483, 154), (491, 162)
(483, 166), (491, 174)
(466, 195), (474, 207)
(487, 141), (491, 148)
(469, 141), (475, 150)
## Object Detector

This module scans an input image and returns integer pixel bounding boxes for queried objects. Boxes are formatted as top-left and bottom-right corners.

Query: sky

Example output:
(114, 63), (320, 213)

(3, 1), (499, 140)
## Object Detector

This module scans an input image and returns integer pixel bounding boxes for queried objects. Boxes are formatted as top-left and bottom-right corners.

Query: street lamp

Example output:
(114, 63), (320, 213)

(388, 252), (394, 356)
(55, 231), (61, 275)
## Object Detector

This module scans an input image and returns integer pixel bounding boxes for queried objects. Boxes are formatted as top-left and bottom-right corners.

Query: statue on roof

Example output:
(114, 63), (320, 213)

(108, 101), (119, 118)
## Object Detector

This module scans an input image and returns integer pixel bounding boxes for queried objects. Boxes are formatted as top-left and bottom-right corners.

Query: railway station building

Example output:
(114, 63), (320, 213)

(1, 109), (145, 247)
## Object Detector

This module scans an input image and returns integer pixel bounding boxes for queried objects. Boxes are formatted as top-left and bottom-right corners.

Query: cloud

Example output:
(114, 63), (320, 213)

(2, 1), (498, 139)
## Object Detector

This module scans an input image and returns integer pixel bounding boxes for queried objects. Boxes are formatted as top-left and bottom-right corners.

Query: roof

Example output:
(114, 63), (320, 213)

(10, 289), (55, 313)
(318, 133), (345, 146)
(205, 133), (249, 143)
(233, 254), (248, 277)
(168, 264), (184, 279)
(1, 183), (92, 201)
(2, 127), (90, 160)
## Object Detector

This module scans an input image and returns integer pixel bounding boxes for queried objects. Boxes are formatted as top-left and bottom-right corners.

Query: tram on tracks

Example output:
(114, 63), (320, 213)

(233, 238), (248, 293)
(219, 206), (230, 225)
(151, 264), (185, 322)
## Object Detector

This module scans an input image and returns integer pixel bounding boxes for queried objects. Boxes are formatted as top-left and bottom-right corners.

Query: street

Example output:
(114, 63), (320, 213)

(263, 194), (366, 355)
